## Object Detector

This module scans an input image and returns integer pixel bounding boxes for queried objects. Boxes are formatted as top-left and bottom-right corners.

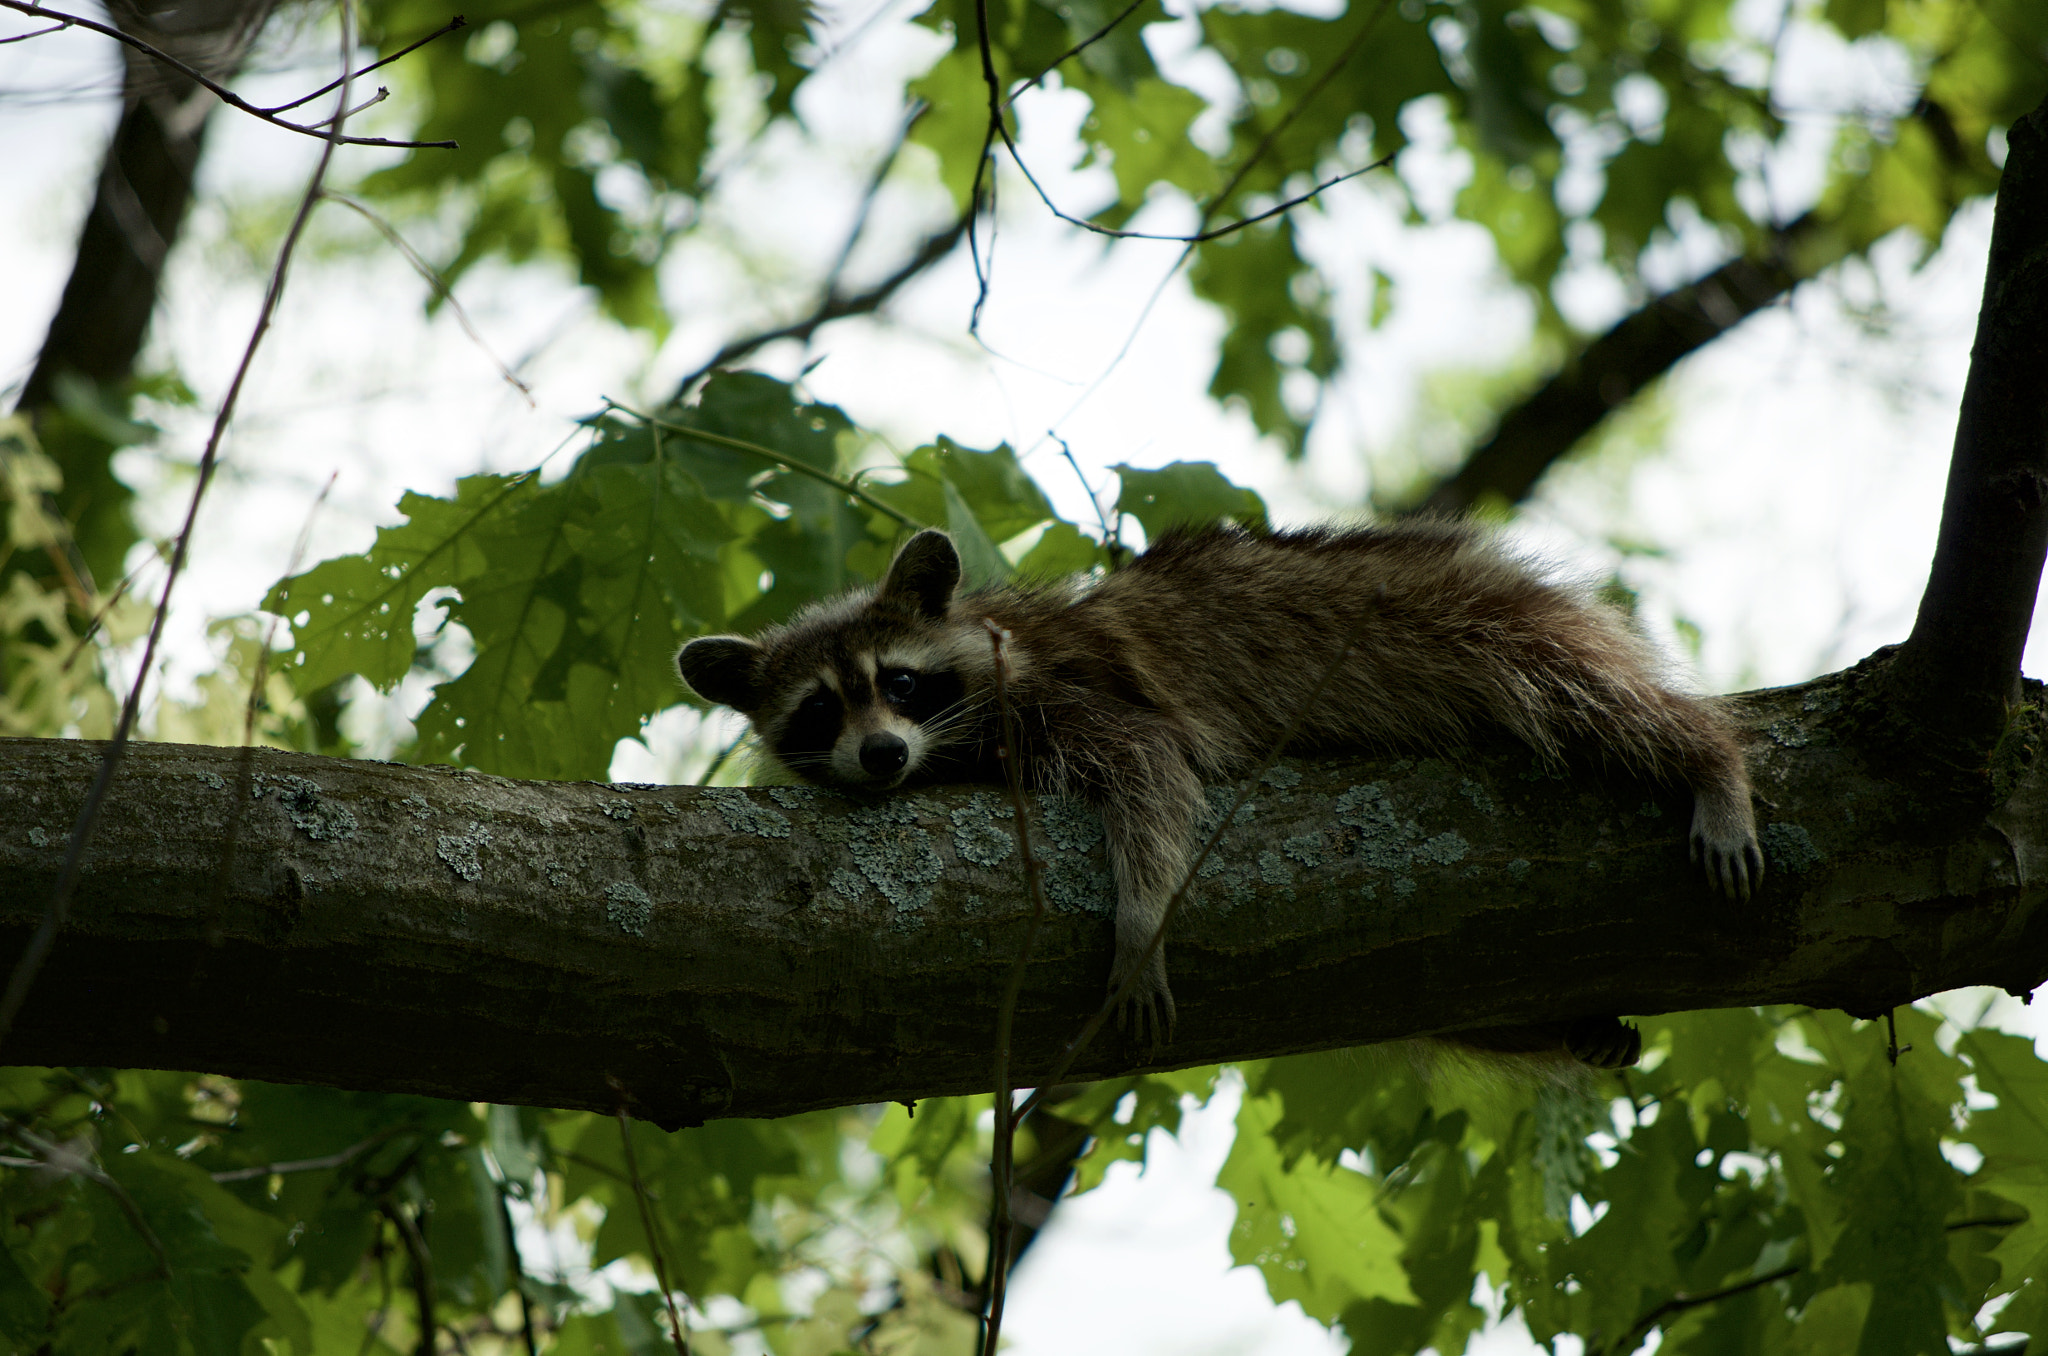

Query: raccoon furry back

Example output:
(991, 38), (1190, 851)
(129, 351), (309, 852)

(678, 522), (1763, 1058)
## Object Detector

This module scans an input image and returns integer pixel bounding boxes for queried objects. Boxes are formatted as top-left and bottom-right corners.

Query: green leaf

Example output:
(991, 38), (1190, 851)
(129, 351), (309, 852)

(943, 480), (1011, 588)
(1081, 78), (1220, 205)
(1824, 0), (1888, 39)
(907, 50), (998, 213)
(1113, 461), (1267, 539)
(1221, 1089), (1417, 1322)
(1013, 520), (1104, 578)
(0, 1237), (50, 1342)
(1817, 1043), (1963, 1355)
(268, 472), (534, 694)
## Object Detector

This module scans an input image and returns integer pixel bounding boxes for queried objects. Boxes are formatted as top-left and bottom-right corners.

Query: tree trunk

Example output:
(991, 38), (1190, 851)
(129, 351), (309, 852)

(1, 657), (2041, 1128)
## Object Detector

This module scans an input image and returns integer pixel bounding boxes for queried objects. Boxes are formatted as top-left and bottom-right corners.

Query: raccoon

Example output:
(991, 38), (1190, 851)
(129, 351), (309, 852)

(678, 522), (1762, 1057)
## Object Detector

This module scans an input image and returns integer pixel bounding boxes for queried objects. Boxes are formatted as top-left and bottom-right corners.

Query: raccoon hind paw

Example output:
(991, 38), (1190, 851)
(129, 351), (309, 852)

(1565, 1015), (1642, 1069)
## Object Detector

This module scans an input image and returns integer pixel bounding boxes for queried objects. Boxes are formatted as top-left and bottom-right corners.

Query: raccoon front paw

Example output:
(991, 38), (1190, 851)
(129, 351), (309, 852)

(1110, 951), (1177, 1049)
(1565, 1016), (1642, 1069)
(1690, 794), (1763, 902)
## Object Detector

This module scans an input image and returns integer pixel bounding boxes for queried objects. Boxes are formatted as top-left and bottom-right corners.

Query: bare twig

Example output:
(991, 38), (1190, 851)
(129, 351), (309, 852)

(492, 1180), (542, 1356)
(2, 1119), (170, 1280)
(1604, 1266), (1800, 1356)
(0, 0), (362, 1054)
(1048, 431), (1118, 555)
(820, 106), (922, 300)
(694, 730), (747, 786)
(209, 1129), (394, 1183)
(1018, 0), (1397, 424)
(0, 0), (460, 150)
(245, 472), (336, 748)
(1000, 137), (1395, 244)
(263, 14), (467, 114)
(382, 1200), (440, 1356)
(978, 621), (1052, 1356)
(0, 17), (63, 40)
(613, 1105), (693, 1356)
(323, 192), (535, 402)
(57, 565), (139, 672)
(673, 214), (971, 396)
(1604, 1215), (2024, 1355)
(600, 399), (928, 531)
(1003, 0), (1150, 104)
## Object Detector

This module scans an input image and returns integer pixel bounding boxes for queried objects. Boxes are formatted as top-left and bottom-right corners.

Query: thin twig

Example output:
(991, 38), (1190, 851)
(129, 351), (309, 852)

(1022, 0), (1397, 434)
(964, 0), (1008, 332)
(382, 1200), (439, 1356)
(1003, 0), (1149, 104)
(263, 14), (467, 114)
(1047, 431), (1121, 564)
(322, 192), (535, 402)
(613, 1105), (692, 1356)
(978, 621), (1052, 1356)
(0, 18), (63, 40)
(494, 1180), (542, 1356)
(0, 0), (459, 149)
(1605, 1266), (1799, 1355)
(673, 213), (970, 395)
(600, 399), (928, 531)
(245, 473), (337, 748)
(1016, 594), (1380, 1118)
(57, 566), (139, 672)
(3, 1119), (170, 1280)
(1605, 1212), (2026, 1356)
(1000, 122), (1394, 243)
(819, 105), (923, 300)
(209, 1128), (395, 1183)
(0, 0), (362, 1055)
(694, 730), (747, 786)
(975, 0), (1396, 249)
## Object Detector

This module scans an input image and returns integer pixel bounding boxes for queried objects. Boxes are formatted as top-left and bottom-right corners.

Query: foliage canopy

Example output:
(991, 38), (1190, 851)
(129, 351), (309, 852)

(4, 0), (2048, 1349)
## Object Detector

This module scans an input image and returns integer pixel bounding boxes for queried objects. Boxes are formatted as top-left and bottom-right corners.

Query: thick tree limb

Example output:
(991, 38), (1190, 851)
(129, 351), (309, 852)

(1, 660), (2042, 1127)
(1890, 96), (2048, 744)
(1411, 212), (1839, 515)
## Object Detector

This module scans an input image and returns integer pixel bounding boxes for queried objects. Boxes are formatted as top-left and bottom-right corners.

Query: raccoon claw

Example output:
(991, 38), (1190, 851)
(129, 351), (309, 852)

(1691, 797), (1762, 903)
(1693, 829), (1763, 902)
(1111, 971), (1177, 1050)
(1565, 1016), (1642, 1069)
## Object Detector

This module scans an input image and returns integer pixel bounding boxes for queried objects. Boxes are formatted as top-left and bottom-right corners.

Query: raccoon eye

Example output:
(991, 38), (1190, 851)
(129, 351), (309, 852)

(881, 669), (917, 702)
(802, 690), (831, 712)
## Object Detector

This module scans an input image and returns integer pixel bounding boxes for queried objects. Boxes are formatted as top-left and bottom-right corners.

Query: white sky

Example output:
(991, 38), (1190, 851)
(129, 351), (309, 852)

(3, 0), (2044, 1350)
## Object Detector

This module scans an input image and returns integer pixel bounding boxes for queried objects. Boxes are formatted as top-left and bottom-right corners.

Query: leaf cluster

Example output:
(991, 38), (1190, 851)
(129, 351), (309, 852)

(262, 372), (1267, 780)
(333, 0), (2045, 458)
(0, 1067), (1023, 1354)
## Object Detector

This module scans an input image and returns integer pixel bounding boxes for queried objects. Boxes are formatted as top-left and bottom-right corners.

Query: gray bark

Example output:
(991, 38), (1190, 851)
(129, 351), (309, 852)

(1, 659), (2042, 1129)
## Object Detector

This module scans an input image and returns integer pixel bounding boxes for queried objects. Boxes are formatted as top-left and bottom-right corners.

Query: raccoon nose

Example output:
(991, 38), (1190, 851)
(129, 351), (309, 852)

(859, 733), (908, 777)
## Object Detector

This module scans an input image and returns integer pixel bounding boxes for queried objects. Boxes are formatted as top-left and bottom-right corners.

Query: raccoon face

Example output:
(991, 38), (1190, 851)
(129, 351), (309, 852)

(771, 655), (968, 787)
(677, 530), (978, 789)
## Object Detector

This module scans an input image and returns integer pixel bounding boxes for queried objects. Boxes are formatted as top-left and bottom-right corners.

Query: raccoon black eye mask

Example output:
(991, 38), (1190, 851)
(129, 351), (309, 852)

(679, 523), (1762, 1053)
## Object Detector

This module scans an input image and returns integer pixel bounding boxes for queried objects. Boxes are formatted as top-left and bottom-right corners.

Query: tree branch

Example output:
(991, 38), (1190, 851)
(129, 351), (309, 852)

(0, 1), (460, 150)
(1889, 93), (2048, 744)
(0, 662), (2041, 1127)
(672, 215), (972, 398)
(1411, 213), (1838, 515)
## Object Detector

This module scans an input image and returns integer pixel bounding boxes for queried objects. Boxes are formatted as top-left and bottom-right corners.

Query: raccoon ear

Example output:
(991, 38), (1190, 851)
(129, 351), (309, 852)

(880, 530), (961, 618)
(678, 636), (766, 711)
